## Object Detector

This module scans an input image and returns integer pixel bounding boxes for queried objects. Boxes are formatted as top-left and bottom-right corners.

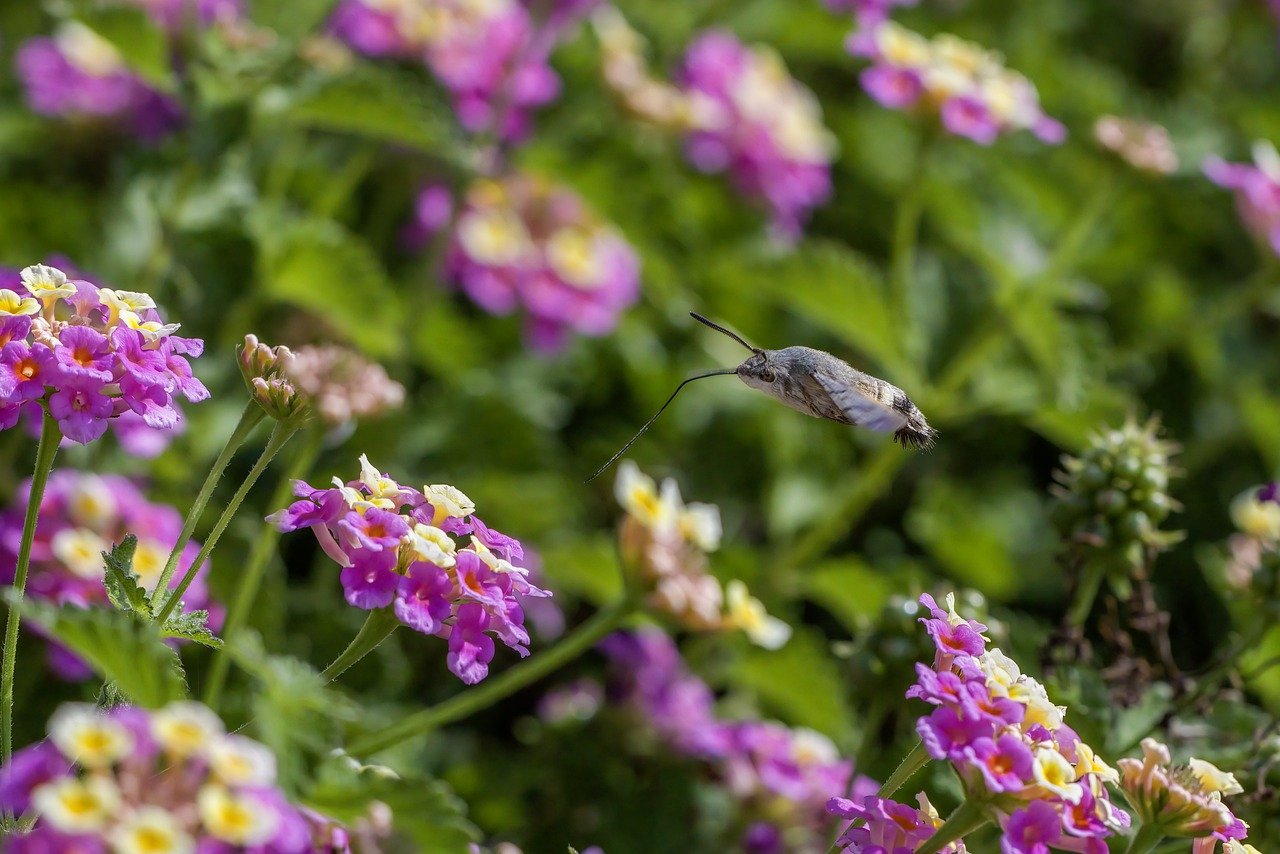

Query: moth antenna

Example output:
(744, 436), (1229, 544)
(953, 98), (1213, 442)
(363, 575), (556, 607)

(689, 312), (757, 353)
(586, 368), (739, 482)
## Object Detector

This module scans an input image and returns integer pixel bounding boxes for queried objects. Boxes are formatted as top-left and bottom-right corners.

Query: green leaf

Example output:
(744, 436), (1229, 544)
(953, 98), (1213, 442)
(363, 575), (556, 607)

(802, 558), (894, 634)
(248, 0), (340, 40)
(727, 627), (854, 740)
(250, 207), (403, 357)
(279, 66), (463, 160)
(161, 610), (224, 649)
(102, 535), (150, 615)
(304, 753), (481, 852)
(229, 633), (360, 791)
(709, 240), (913, 384)
(74, 7), (174, 92)
(8, 593), (186, 707)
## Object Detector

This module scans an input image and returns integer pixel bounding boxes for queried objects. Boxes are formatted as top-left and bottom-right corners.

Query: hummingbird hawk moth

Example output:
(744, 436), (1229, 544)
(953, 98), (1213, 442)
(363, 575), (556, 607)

(587, 313), (937, 481)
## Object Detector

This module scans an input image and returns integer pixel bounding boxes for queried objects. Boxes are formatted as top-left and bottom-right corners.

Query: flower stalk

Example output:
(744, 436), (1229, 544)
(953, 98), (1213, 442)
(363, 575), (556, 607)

(1123, 823), (1166, 854)
(203, 427), (324, 709)
(153, 420), (298, 624)
(320, 607), (403, 682)
(914, 797), (990, 854)
(0, 407), (60, 821)
(150, 400), (265, 607)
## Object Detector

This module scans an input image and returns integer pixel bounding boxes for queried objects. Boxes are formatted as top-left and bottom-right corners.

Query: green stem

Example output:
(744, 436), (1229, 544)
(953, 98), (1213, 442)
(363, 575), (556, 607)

(150, 401), (265, 608)
(1, 409), (60, 817)
(788, 444), (907, 570)
(1066, 560), (1106, 628)
(1123, 823), (1166, 854)
(320, 607), (403, 682)
(915, 798), (991, 854)
(878, 739), (931, 798)
(203, 428), (324, 709)
(347, 597), (636, 756)
(154, 421), (297, 625)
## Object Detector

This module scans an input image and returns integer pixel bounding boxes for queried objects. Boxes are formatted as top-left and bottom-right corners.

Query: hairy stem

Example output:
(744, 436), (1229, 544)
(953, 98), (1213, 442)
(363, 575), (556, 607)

(0, 408), (60, 821)
(154, 421), (297, 625)
(150, 401), (265, 607)
(320, 607), (403, 682)
(347, 597), (636, 756)
(203, 427), (323, 709)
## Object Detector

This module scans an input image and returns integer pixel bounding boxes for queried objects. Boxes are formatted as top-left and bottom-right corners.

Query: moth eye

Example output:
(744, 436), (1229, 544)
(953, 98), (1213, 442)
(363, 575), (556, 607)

(760, 367), (777, 383)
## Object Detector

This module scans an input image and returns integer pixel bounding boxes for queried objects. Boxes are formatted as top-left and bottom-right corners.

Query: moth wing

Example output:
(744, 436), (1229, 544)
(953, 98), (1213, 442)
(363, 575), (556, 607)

(811, 368), (908, 433)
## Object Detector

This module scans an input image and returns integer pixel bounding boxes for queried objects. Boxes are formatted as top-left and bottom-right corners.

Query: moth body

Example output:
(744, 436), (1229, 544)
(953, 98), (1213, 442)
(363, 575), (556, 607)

(735, 345), (937, 449)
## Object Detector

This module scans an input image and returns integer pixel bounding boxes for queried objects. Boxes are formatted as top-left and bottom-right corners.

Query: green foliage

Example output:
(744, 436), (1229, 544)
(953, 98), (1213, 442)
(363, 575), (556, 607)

(102, 535), (149, 614)
(72, 5), (174, 91)
(304, 753), (481, 852)
(6, 593), (187, 707)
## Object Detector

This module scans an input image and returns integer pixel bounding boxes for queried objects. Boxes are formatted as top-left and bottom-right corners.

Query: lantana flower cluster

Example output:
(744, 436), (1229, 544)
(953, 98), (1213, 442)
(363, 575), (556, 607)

(0, 470), (218, 680)
(0, 701), (348, 852)
(1093, 116), (1178, 175)
(0, 264), (205, 445)
(593, 14), (835, 237)
(438, 175), (640, 352)
(615, 461), (790, 650)
(15, 2), (241, 139)
(1118, 738), (1250, 852)
(271, 455), (549, 684)
(330, 0), (595, 141)
(0, 262), (190, 457)
(827, 792), (961, 853)
(849, 22), (1065, 146)
(1222, 482), (1280, 590)
(831, 592), (1130, 853)
(602, 629), (874, 850)
(1205, 141), (1280, 257)
(678, 32), (838, 238)
(282, 344), (405, 428)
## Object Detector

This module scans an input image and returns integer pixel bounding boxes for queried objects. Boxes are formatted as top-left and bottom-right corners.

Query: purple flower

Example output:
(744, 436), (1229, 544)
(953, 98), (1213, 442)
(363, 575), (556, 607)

(110, 326), (170, 387)
(742, 821), (783, 854)
(958, 681), (1025, 726)
(860, 65), (922, 109)
(48, 379), (113, 443)
(1, 342), (54, 402)
(394, 562), (453, 635)
(965, 734), (1034, 793)
(52, 326), (112, 382)
(1258, 482), (1279, 504)
(0, 742), (71, 814)
(444, 174), (641, 352)
(337, 507), (409, 552)
(917, 706), (990, 761)
(471, 516), (524, 562)
(941, 95), (1000, 145)
(269, 484), (348, 532)
(853, 22), (1063, 147)
(338, 551), (398, 610)
(448, 602), (496, 685)
(1002, 801), (1062, 854)
(828, 794), (938, 852)
(118, 374), (179, 430)
(677, 31), (835, 237)
(159, 337), (209, 402)
(1207, 144), (1280, 257)
(15, 29), (183, 141)
(906, 662), (966, 705)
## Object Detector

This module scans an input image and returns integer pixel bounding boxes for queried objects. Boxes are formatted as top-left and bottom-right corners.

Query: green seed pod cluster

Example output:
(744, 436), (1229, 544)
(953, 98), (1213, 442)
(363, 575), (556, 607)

(1051, 417), (1183, 591)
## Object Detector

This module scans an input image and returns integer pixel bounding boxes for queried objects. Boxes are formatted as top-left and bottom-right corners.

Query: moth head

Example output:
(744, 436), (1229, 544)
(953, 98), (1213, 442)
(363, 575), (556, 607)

(736, 350), (780, 389)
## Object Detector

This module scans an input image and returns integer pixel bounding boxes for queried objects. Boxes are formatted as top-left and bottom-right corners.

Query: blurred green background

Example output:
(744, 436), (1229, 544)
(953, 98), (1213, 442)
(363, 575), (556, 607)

(2, 0), (1280, 850)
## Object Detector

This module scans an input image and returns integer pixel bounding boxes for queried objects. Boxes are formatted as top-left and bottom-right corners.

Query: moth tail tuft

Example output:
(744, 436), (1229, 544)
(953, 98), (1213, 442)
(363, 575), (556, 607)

(894, 423), (938, 450)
